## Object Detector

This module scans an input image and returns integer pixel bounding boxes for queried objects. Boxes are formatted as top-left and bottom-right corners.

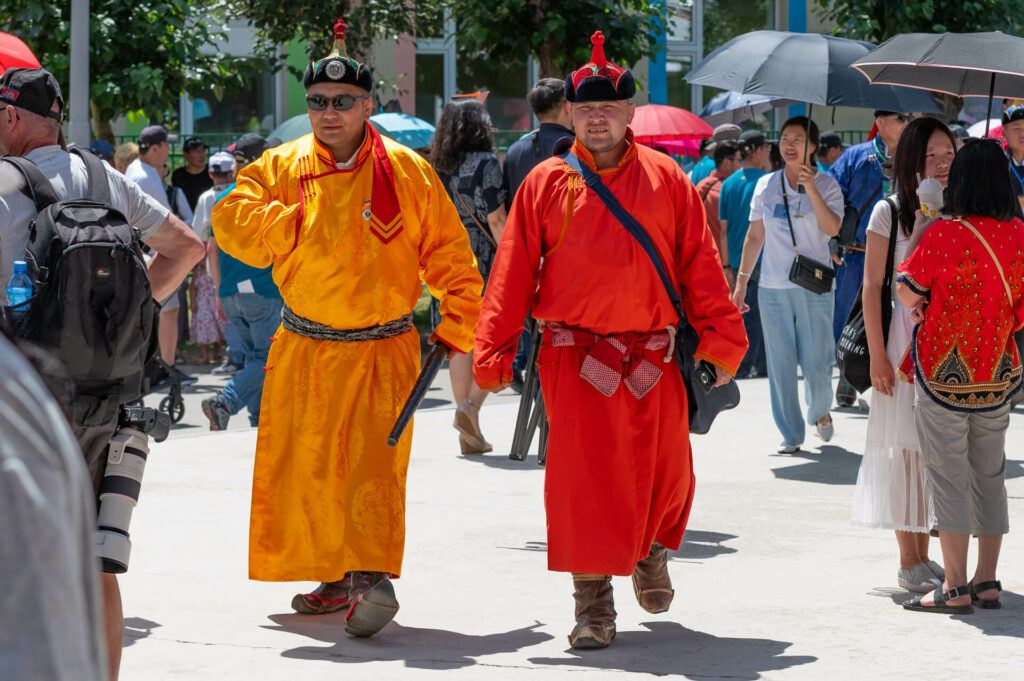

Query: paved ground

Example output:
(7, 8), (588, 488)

(120, 368), (1024, 680)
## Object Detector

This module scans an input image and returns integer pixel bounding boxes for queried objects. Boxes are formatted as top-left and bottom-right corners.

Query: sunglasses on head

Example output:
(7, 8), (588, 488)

(306, 94), (370, 111)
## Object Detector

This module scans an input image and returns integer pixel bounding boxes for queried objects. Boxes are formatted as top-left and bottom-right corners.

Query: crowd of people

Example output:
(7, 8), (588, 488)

(2, 15), (1024, 679)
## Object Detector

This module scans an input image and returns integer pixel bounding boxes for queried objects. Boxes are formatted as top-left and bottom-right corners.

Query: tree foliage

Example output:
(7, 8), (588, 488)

(447, 0), (666, 79)
(814, 0), (1024, 43)
(0, 0), (268, 136)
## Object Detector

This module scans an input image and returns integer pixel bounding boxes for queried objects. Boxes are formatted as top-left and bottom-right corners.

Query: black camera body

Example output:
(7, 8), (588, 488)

(692, 360), (717, 395)
(119, 405), (171, 442)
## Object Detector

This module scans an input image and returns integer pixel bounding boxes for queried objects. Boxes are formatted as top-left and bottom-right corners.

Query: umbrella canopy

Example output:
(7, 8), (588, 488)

(630, 104), (713, 145)
(369, 113), (435, 149)
(686, 30), (941, 113)
(699, 91), (796, 126)
(851, 32), (1024, 99)
(967, 119), (1004, 140)
(267, 114), (312, 143)
(640, 138), (701, 157)
(267, 113), (436, 149)
(0, 31), (40, 71)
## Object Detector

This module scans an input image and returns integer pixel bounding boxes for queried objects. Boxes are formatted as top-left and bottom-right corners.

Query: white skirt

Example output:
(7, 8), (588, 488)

(851, 300), (933, 533)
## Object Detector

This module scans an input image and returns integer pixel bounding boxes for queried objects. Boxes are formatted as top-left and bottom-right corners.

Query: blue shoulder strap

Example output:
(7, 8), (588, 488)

(557, 149), (686, 320)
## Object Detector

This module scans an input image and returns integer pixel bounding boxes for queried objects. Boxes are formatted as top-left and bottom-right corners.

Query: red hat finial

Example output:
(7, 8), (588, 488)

(590, 31), (607, 69)
(334, 18), (347, 41)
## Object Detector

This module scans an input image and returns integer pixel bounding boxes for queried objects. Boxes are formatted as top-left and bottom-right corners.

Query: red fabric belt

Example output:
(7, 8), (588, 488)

(547, 322), (671, 399)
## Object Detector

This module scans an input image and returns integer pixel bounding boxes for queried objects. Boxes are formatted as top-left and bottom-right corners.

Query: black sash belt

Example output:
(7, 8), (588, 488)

(282, 306), (413, 342)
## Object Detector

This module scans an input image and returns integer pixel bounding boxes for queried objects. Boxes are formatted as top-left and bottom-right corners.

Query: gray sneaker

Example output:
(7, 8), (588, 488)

(898, 562), (943, 593)
(201, 394), (231, 431)
(212, 360), (243, 375)
(927, 560), (945, 581)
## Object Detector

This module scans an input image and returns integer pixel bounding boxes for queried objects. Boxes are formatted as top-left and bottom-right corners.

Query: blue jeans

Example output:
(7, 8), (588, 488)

(833, 250), (864, 342)
(759, 287), (835, 447)
(737, 272), (767, 378)
(224, 320), (245, 367)
(220, 294), (283, 427)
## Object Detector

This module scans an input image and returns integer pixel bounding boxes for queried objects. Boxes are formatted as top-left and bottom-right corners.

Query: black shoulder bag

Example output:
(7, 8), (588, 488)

(780, 173), (836, 295)
(835, 197), (898, 393)
(838, 183), (882, 246)
(558, 150), (740, 434)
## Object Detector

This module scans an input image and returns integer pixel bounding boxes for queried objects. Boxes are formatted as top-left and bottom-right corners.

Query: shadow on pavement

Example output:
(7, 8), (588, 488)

(265, 616), (553, 669)
(1006, 459), (1024, 480)
(529, 621), (815, 678)
(669, 530), (738, 561)
(464, 453), (545, 471)
(122, 617), (161, 647)
(771, 444), (861, 485)
(871, 587), (1024, 636)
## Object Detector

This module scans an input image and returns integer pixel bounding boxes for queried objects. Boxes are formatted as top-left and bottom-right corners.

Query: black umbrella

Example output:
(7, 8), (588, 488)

(851, 32), (1024, 135)
(685, 30), (942, 113)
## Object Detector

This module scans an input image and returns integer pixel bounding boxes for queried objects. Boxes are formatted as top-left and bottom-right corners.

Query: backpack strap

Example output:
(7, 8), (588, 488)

(1, 155), (61, 211)
(70, 147), (112, 204)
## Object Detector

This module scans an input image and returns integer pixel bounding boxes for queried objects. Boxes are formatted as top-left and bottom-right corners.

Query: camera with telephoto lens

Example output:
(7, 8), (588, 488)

(94, 405), (171, 574)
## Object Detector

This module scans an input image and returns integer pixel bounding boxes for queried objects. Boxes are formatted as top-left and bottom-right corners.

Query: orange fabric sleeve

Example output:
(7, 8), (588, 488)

(415, 163), (484, 354)
(212, 158), (302, 269)
(673, 175), (749, 376)
(473, 170), (546, 389)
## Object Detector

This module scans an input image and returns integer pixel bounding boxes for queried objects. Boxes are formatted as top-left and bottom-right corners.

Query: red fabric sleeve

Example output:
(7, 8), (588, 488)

(472, 169), (546, 389)
(673, 175), (749, 376)
(896, 221), (942, 296)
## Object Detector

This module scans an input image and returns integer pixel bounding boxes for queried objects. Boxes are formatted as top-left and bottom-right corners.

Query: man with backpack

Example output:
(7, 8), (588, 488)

(0, 66), (204, 681)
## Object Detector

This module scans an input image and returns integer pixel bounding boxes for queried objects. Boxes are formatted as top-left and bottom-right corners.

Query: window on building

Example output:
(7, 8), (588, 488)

(416, 53), (446, 126)
(193, 71), (276, 136)
(457, 56), (531, 132)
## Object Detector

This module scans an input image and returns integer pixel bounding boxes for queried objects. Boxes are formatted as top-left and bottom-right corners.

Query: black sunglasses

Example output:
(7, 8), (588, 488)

(893, 113), (915, 123)
(306, 94), (370, 111)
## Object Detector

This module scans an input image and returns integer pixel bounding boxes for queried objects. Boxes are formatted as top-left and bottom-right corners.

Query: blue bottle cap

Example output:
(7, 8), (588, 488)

(13, 260), (26, 273)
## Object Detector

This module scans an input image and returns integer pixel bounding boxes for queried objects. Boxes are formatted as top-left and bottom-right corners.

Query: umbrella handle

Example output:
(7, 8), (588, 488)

(798, 103), (812, 194)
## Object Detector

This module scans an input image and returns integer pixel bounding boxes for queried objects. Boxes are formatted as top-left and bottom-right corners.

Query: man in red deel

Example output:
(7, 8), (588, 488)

(473, 32), (747, 648)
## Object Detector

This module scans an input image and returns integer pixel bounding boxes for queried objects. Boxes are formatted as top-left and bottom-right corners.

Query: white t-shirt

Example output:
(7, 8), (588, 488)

(0, 335), (107, 680)
(191, 183), (230, 243)
(0, 146), (170, 286)
(125, 157), (170, 210)
(749, 169), (844, 289)
(866, 195), (917, 300)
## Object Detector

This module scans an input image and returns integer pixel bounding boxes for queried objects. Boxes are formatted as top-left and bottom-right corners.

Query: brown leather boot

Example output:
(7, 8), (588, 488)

(632, 543), (674, 613)
(568, 574), (616, 649)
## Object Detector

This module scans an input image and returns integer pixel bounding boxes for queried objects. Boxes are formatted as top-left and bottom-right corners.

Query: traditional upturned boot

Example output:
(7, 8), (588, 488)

(291, 574), (354, 615)
(632, 542), (674, 613)
(344, 571), (400, 637)
(568, 574), (616, 649)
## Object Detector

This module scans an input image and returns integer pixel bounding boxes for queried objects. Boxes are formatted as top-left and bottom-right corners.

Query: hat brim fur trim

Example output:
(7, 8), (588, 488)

(564, 72), (635, 103)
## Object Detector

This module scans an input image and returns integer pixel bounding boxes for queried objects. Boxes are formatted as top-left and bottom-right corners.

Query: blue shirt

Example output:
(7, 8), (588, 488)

(718, 167), (766, 269)
(689, 156), (715, 184)
(212, 184), (281, 300)
(827, 139), (888, 244)
(502, 123), (575, 207)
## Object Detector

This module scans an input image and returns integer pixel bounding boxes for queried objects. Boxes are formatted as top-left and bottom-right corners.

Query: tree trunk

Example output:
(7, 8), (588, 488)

(537, 40), (561, 79)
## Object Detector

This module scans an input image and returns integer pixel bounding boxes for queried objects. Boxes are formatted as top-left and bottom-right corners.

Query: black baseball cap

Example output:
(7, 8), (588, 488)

(0, 67), (64, 121)
(819, 131), (843, 149)
(232, 133), (268, 163)
(739, 130), (766, 149)
(138, 125), (177, 151)
(1003, 105), (1024, 125)
(182, 136), (206, 151)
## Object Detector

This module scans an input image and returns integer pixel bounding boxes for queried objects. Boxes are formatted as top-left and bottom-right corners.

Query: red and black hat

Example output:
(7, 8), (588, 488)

(303, 18), (373, 92)
(564, 32), (636, 103)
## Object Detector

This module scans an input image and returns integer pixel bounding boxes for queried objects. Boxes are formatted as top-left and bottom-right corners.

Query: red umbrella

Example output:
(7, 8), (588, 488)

(630, 104), (713, 145)
(0, 31), (41, 71)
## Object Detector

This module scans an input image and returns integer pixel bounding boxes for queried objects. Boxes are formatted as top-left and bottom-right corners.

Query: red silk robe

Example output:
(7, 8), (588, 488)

(474, 132), (747, 575)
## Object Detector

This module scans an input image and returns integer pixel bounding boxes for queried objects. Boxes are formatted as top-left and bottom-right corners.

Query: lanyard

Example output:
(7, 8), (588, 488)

(1008, 152), (1024, 194)
(872, 138), (891, 194)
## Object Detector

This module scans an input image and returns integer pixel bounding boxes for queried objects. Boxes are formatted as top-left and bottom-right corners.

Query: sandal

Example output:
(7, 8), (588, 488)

(969, 580), (1002, 610)
(903, 584), (974, 614)
(453, 399), (492, 454)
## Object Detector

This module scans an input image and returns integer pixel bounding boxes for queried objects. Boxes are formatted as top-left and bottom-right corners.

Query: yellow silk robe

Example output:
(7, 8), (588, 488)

(212, 128), (482, 581)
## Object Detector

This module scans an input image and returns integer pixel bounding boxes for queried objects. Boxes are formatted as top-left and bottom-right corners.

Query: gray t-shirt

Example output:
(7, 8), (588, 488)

(0, 335), (108, 681)
(0, 145), (170, 285)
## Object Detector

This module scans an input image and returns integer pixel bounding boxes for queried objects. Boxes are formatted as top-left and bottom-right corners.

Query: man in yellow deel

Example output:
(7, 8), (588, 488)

(212, 17), (482, 637)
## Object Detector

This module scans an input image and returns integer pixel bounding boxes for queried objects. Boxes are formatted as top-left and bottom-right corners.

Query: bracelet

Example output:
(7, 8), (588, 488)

(737, 271), (751, 279)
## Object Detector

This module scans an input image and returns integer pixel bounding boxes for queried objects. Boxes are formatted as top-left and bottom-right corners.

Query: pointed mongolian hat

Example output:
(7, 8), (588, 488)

(303, 18), (373, 91)
(564, 31), (636, 103)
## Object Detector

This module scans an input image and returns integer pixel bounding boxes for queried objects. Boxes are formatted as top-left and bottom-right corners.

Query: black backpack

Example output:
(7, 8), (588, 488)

(3, 148), (158, 426)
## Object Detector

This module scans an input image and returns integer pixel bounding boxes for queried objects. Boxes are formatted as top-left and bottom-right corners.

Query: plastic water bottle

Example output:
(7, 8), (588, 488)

(6, 260), (32, 323)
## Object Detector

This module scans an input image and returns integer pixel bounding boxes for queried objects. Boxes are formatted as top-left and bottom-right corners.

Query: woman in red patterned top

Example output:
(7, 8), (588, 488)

(896, 139), (1024, 614)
